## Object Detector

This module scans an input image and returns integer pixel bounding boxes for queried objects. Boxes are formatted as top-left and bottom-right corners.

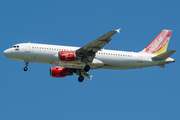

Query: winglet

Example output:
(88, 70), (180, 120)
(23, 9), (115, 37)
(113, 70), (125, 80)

(116, 28), (121, 33)
(90, 75), (93, 80)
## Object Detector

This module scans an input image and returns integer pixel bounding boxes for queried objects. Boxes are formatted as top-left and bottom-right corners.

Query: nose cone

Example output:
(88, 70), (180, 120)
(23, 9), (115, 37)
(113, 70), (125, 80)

(3, 49), (11, 58)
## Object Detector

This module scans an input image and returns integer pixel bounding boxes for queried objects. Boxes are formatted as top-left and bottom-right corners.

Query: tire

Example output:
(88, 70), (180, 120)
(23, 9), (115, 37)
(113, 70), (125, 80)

(84, 65), (90, 72)
(78, 75), (84, 82)
(24, 67), (28, 71)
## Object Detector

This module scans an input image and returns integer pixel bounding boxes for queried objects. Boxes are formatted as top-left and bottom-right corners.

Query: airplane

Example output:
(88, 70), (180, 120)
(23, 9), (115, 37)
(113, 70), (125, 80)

(3, 29), (176, 82)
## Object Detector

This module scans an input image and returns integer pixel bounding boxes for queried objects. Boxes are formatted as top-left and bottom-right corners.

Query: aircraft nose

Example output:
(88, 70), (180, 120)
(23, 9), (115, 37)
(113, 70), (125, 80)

(3, 49), (11, 57)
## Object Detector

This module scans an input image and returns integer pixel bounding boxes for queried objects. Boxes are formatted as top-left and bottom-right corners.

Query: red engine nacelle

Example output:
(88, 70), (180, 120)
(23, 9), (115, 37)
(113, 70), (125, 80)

(50, 67), (73, 78)
(50, 67), (67, 78)
(58, 51), (76, 61)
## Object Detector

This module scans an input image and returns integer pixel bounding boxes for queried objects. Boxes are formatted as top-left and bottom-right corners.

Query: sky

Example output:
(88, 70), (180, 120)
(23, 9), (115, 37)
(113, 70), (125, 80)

(0, 0), (180, 120)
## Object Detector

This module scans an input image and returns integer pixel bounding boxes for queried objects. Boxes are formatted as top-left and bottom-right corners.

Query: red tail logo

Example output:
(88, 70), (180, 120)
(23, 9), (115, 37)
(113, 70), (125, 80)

(142, 30), (172, 55)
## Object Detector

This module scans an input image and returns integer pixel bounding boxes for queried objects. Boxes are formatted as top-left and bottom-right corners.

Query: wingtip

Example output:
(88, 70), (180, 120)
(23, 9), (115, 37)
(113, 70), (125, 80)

(90, 75), (93, 80)
(116, 28), (121, 33)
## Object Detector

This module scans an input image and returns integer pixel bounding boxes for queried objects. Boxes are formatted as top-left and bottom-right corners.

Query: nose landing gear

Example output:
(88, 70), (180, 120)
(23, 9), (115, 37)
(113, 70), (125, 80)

(24, 62), (28, 71)
(24, 67), (28, 71)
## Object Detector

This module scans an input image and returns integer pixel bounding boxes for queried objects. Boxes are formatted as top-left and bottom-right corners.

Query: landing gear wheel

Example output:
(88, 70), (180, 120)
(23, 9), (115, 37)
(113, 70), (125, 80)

(24, 61), (29, 71)
(84, 65), (90, 72)
(78, 75), (84, 82)
(24, 67), (28, 71)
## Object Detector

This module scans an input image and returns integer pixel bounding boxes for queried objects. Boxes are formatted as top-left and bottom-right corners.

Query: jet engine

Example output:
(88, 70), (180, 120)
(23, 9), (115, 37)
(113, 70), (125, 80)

(50, 67), (73, 78)
(58, 51), (76, 61)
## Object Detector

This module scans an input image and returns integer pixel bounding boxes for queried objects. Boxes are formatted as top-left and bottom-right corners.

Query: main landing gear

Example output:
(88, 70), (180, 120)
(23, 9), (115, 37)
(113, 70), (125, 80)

(78, 65), (90, 82)
(84, 65), (90, 72)
(78, 75), (84, 82)
(23, 62), (28, 71)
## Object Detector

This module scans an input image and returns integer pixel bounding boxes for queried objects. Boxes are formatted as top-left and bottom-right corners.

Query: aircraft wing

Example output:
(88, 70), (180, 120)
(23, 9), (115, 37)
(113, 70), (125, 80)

(76, 29), (120, 62)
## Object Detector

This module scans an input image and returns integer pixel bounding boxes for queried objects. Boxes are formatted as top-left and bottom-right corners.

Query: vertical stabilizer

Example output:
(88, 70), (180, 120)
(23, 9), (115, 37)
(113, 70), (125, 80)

(141, 30), (172, 55)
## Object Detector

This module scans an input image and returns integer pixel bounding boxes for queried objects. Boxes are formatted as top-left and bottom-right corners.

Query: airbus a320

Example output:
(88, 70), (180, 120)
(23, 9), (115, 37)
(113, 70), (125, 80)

(3, 29), (176, 82)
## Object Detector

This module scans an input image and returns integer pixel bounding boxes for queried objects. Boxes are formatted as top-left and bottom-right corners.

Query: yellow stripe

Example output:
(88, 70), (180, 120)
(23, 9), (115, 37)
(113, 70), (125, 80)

(154, 42), (169, 55)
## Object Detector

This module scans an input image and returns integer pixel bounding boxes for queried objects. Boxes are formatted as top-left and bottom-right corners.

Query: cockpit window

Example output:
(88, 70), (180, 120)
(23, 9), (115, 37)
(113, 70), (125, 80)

(12, 45), (19, 48)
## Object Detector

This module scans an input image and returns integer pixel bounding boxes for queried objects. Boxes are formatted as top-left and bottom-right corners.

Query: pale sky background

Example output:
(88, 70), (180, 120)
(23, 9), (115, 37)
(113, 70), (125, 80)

(1, 0), (180, 120)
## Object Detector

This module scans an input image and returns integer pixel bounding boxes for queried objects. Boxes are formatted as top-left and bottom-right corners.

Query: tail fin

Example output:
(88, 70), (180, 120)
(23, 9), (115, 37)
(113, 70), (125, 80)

(141, 30), (172, 55)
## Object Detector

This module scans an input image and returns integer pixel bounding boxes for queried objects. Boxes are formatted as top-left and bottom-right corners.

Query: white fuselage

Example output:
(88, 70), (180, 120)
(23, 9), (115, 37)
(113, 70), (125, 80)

(3, 43), (175, 70)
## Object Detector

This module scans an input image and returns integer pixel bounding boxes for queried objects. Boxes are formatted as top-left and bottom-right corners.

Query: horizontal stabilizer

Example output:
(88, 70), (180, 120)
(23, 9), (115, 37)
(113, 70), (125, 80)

(152, 50), (176, 60)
